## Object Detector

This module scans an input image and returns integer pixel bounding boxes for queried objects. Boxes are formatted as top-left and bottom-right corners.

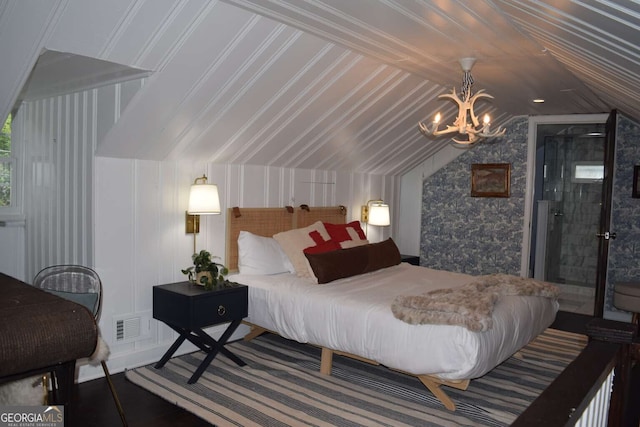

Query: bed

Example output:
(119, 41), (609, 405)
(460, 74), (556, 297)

(225, 206), (559, 410)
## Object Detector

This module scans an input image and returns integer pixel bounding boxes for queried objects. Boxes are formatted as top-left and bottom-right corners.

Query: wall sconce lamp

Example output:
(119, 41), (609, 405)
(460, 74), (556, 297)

(361, 200), (390, 226)
(186, 174), (220, 254)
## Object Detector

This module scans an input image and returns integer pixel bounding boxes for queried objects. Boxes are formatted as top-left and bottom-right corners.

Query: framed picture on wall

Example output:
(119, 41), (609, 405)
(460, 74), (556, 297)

(633, 165), (640, 198)
(471, 163), (511, 198)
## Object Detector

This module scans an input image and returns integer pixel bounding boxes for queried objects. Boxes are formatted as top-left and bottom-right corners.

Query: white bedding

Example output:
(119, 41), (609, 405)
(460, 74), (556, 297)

(230, 263), (559, 381)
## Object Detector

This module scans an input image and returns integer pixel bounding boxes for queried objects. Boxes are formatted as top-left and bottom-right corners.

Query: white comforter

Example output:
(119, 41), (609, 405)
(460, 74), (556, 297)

(230, 263), (559, 380)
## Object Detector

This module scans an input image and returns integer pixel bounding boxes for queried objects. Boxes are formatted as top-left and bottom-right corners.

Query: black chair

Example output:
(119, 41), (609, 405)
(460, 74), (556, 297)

(33, 265), (127, 426)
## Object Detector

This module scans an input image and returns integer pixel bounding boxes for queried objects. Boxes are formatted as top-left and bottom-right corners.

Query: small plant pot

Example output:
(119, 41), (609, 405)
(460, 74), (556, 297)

(193, 271), (212, 286)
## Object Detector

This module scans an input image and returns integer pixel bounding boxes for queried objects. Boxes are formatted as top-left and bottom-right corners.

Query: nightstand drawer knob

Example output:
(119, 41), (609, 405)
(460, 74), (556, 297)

(218, 305), (226, 316)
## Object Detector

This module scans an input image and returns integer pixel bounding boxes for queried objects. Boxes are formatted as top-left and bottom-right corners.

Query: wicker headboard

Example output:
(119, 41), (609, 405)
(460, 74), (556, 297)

(225, 205), (347, 271)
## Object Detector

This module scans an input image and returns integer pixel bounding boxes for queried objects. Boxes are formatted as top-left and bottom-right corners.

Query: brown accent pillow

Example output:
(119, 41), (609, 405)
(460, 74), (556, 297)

(305, 238), (401, 284)
(305, 244), (369, 284)
(366, 237), (402, 271)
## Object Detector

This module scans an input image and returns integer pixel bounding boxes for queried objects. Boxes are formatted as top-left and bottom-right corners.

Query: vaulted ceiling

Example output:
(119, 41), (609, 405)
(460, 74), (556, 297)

(0, 1), (637, 176)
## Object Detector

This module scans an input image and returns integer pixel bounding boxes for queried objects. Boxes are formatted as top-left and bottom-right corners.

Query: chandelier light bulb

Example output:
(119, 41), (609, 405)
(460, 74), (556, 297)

(434, 113), (441, 124)
(483, 114), (490, 124)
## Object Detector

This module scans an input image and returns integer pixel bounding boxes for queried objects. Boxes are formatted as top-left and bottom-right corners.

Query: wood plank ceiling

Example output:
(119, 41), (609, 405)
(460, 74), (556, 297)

(0, 0), (637, 176)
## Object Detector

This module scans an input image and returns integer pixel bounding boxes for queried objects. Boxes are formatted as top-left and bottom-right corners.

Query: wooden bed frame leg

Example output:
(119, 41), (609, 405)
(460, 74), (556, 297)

(417, 376), (470, 412)
(243, 324), (267, 341)
(418, 376), (456, 411)
(320, 347), (333, 375)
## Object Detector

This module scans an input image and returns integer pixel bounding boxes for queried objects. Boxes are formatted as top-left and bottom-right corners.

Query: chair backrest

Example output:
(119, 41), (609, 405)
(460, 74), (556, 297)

(32, 265), (102, 318)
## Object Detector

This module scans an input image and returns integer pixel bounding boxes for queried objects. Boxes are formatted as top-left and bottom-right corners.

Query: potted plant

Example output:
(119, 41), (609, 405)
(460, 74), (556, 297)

(181, 250), (234, 290)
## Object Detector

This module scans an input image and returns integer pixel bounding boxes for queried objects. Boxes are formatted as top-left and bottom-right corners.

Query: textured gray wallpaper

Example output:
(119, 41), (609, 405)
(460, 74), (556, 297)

(608, 114), (640, 314)
(420, 117), (529, 276)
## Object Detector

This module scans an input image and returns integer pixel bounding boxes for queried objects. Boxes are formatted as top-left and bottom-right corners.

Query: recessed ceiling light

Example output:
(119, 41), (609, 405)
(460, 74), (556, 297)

(533, 98), (545, 103)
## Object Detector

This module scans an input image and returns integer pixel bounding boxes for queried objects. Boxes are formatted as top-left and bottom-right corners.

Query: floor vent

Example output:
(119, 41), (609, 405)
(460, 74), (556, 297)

(115, 317), (141, 342)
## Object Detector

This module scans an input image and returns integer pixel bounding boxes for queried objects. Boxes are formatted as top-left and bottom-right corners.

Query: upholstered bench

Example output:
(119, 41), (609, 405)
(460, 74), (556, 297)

(0, 272), (98, 404)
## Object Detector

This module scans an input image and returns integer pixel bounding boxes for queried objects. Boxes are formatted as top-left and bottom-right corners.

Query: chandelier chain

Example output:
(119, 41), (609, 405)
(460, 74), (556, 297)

(461, 71), (473, 100)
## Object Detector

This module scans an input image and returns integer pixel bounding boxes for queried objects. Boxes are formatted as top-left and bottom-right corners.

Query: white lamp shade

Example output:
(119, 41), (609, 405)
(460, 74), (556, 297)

(188, 183), (220, 214)
(368, 203), (390, 226)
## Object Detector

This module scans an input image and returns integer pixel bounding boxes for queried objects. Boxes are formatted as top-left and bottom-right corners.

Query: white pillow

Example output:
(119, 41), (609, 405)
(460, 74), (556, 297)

(238, 231), (294, 275)
(273, 221), (331, 279)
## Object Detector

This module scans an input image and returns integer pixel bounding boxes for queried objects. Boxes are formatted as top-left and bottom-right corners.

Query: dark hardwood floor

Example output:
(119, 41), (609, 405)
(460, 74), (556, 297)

(66, 371), (212, 427)
(64, 311), (639, 427)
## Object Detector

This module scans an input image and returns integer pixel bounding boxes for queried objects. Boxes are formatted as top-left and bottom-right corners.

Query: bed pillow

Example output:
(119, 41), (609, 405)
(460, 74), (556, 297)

(324, 221), (366, 240)
(305, 245), (370, 284)
(305, 238), (402, 284)
(365, 237), (402, 271)
(305, 222), (368, 253)
(303, 239), (341, 255)
(324, 221), (368, 248)
(273, 221), (331, 278)
(305, 229), (352, 254)
(238, 231), (294, 275)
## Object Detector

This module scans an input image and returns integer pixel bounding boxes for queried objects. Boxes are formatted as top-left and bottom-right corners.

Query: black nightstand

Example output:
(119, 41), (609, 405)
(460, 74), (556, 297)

(153, 281), (248, 383)
(401, 254), (420, 266)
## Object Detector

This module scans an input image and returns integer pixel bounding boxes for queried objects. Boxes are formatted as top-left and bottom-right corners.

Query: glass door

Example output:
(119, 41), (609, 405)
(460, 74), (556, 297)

(531, 123), (606, 314)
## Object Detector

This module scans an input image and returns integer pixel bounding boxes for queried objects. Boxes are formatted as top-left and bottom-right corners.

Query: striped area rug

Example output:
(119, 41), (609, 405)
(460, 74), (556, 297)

(125, 329), (586, 426)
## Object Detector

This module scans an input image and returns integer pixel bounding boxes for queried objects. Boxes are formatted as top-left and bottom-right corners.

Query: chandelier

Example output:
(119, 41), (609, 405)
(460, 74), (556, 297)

(418, 58), (505, 145)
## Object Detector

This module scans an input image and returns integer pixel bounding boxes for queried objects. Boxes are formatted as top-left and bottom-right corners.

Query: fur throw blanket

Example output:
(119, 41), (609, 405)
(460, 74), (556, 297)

(391, 274), (559, 332)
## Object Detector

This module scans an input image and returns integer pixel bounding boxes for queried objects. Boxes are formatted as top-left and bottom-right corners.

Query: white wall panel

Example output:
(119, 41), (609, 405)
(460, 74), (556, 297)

(96, 85), (118, 147)
(292, 168), (313, 206)
(94, 157), (136, 350)
(21, 91), (96, 281)
(92, 156), (396, 377)
(157, 161), (182, 282)
(133, 161), (164, 314)
(398, 166), (422, 256)
(266, 165), (283, 207)
(0, 225), (25, 281)
(120, 79), (145, 115)
(239, 164), (268, 206)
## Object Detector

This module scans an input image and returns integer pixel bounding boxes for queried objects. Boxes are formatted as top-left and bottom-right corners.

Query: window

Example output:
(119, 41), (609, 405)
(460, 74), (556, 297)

(572, 161), (604, 183)
(0, 115), (12, 207)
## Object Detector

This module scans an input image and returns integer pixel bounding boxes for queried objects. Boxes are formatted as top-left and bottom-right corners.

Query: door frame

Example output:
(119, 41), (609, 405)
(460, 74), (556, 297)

(520, 114), (609, 278)
(594, 110), (617, 318)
